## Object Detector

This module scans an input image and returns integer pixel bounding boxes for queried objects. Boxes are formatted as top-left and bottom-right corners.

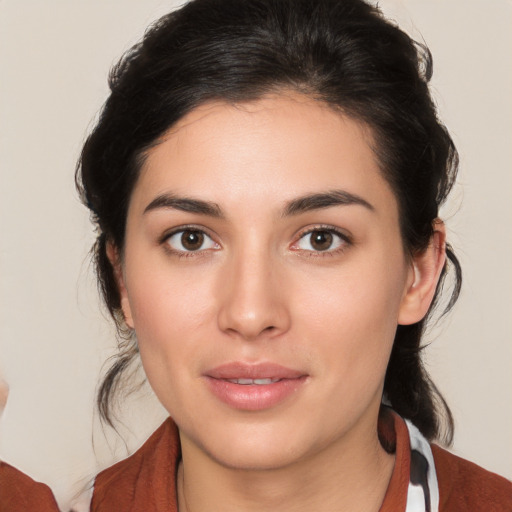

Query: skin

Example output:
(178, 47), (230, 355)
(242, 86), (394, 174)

(111, 93), (446, 512)
(0, 378), (7, 414)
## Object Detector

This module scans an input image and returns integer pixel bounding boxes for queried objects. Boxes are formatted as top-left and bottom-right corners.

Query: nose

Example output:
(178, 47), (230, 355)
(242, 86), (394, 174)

(217, 248), (290, 341)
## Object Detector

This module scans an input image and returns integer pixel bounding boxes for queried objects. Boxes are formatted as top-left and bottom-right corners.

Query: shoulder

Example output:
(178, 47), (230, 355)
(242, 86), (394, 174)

(91, 418), (180, 511)
(432, 444), (512, 511)
(0, 460), (60, 512)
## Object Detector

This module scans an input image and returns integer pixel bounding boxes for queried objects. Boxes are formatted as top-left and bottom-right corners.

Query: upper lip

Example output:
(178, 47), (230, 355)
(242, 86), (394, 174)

(205, 362), (306, 380)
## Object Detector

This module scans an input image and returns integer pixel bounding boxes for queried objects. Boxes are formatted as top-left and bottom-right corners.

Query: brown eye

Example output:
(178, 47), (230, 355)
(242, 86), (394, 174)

(181, 230), (204, 251)
(295, 228), (346, 253)
(310, 230), (333, 251)
(165, 229), (218, 253)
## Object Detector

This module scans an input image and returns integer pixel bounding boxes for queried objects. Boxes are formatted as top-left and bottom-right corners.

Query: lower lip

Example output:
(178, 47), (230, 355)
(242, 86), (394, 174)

(204, 377), (307, 411)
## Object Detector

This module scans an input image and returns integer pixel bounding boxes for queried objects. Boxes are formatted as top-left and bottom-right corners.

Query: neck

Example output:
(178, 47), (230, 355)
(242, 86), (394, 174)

(177, 415), (394, 512)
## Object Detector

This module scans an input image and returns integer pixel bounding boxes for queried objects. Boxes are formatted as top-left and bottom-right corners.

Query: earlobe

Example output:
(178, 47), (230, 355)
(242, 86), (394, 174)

(398, 221), (447, 325)
(106, 242), (135, 329)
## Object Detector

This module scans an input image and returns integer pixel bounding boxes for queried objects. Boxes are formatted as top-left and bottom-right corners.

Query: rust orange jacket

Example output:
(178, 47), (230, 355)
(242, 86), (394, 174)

(1, 413), (511, 511)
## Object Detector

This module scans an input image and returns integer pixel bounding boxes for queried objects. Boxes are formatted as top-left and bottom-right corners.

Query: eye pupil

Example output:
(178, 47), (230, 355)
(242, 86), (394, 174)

(311, 231), (333, 251)
(181, 230), (204, 251)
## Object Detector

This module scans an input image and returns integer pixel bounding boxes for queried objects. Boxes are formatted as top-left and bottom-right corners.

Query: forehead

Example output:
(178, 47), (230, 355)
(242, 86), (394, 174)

(132, 93), (397, 217)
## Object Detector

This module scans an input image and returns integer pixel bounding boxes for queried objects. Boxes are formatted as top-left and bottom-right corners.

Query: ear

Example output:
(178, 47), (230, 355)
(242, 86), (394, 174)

(398, 220), (447, 325)
(106, 242), (135, 329)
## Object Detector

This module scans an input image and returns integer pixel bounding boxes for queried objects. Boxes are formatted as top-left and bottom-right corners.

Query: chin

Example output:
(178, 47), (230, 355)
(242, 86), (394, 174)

(206, 441), (306, 471)
(181, 416), (330, 472)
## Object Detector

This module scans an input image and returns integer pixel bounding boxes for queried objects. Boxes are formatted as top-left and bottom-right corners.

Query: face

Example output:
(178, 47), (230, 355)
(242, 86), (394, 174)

(116, 94), (432, 471)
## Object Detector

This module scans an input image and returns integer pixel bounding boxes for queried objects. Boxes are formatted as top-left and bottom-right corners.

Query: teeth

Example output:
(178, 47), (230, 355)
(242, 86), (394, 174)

(254, 378), (275, 385)
(227, 378), (280, 385)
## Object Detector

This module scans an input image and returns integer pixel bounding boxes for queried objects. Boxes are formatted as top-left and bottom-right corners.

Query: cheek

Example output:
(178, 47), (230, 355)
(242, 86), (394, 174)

(292, 253), (407, 381)
(123, 258), (217, 391)
(127, 258), (214, 336)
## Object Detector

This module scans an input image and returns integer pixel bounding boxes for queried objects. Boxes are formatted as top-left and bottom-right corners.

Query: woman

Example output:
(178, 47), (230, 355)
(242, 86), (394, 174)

(1, 0), (510, 510)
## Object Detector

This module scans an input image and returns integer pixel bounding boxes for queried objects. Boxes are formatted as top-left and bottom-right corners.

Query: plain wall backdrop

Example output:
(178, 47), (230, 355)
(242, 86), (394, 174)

(1, 0), (511, 509)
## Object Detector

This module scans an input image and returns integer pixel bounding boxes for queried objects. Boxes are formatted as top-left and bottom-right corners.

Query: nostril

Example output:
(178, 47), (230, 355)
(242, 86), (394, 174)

(223, 323), (279, 342)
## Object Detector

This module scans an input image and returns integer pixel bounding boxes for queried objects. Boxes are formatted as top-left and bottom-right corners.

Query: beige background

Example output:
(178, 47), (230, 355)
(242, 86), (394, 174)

(1, 0), (511, 509)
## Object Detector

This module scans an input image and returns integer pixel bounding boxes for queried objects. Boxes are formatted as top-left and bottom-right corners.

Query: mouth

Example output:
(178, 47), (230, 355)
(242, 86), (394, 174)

(204, 362), (308, 411)
(226, 378), (282, 385)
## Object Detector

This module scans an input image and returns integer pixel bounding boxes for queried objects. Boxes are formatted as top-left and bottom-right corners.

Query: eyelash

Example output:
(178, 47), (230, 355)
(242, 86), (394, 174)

(159, 224), (352, 258)
(160, 225), (220, 258)
(291, 225), (352, 257)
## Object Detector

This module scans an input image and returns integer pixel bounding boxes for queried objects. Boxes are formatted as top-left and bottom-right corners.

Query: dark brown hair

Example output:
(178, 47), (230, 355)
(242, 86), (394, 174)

(77, 0), (461, 443)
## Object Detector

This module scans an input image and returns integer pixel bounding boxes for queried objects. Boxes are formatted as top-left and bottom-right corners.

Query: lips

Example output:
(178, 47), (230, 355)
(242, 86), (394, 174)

(204, 362), (308, 411)
(206, 361), (305, 380)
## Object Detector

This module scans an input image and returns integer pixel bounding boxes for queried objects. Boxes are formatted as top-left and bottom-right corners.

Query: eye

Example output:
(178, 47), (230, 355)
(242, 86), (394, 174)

(294, 228), (348, 252)
(165, 229), (219, 253)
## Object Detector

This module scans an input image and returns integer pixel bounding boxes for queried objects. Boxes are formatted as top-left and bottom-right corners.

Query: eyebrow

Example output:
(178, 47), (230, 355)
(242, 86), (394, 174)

(143, 189), (374, 218)
(144, 193), (224, 218)
(283, 190), (375, 216)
